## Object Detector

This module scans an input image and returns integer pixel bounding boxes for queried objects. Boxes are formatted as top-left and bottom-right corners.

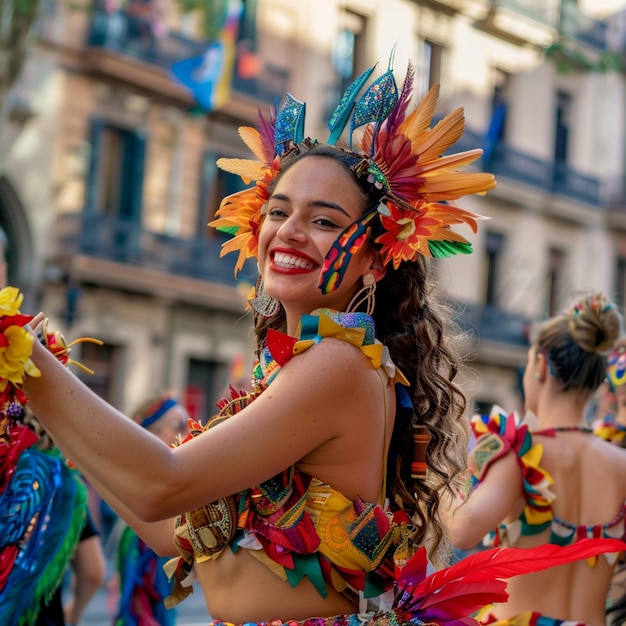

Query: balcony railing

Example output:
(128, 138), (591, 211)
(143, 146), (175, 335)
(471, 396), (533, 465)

(454, 126), (601, 206)
(88, 9), (206, 69)
(452, 301), (532, 347)
(87, 9), (287, 103)
(54, 213), (255, 285)
(495, 0), (559, 28)
(490, 0), (607, 50)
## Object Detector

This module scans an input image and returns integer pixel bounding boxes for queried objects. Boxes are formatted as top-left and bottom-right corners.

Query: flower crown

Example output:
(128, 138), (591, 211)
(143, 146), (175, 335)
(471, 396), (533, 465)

(210, 56), (496, 293)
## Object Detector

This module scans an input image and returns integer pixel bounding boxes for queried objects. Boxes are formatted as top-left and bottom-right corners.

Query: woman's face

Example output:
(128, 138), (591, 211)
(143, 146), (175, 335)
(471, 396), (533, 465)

(150, 404), (190, 445)
(257, 156), (379, 323)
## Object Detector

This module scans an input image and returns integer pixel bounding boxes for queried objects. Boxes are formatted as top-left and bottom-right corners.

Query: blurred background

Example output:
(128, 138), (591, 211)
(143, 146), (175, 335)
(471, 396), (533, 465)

(2, 0), (626, 435)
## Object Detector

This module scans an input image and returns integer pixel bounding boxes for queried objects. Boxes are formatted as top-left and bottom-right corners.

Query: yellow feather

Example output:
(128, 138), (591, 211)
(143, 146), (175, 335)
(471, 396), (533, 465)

(418, 149), (483, 173)
(238, 127), (271, 163)
(398, 84), (440, 144)
(418, 173), (496, 200)
(414, 108), (465, 161)
(216, 158), (265, 184)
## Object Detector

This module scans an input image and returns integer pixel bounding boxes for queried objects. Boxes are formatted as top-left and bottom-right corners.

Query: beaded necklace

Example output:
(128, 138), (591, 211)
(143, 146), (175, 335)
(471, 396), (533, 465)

(534, 425), (594, 435)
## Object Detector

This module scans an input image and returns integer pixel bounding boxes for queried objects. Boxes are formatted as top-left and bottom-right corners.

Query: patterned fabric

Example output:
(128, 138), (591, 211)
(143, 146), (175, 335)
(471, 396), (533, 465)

(470, 408), (626, 562)
(0, 423), (88, 626)
(206, 609), (589, 626)
(471, 409), (555, 543)
(207, 614), (419, 626)
(167, 309), (412, 606)
(593, 415), (626, 446)
(115, 525), (176, 626)
(478, 610), (588, 626)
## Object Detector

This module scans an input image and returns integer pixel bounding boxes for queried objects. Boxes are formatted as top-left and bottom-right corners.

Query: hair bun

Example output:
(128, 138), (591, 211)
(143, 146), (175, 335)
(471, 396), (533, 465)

(567, 292), (622, 353)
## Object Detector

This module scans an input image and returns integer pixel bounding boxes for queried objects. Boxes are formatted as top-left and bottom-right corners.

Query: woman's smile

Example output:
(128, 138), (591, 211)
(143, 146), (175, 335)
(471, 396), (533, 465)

(271, 248), (318, 273)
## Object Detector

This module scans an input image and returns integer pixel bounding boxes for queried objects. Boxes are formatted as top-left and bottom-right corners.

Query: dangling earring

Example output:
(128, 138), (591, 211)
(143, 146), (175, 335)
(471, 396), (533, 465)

(346, 273), (376, 315)
(248, 275), (279, 318)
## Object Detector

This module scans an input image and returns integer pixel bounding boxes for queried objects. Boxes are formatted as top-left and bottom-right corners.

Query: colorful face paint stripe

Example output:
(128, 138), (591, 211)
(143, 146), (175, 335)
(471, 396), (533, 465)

(318, 207), (378, 294)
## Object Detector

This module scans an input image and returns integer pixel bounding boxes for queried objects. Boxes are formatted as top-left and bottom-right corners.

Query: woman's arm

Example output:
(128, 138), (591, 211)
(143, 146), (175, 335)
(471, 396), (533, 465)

(445, 451), (523, 550)
(80, 469), (180, 556)
(23, 333), (380, 521)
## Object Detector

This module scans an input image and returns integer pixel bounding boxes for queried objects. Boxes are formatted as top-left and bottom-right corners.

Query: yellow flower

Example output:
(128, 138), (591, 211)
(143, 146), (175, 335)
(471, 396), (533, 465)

(0, 325), (41, 391)
(0, 286), (24, 316)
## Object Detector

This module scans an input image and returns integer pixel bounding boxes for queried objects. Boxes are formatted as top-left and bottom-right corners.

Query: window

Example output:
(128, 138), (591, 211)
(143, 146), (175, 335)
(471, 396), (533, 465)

(484, 231), (505, 307)
(75, 340), (125, 408)
(417, 38), (444, 95)
(554, 91), (571, 165)
(326, 9), (367, 125)
(615, 256), (626, 310)
(547, 246), (565, 316)
(86, 120), (146, 220)
(184, 357), (230, 422)
(332, 10), (367, 91)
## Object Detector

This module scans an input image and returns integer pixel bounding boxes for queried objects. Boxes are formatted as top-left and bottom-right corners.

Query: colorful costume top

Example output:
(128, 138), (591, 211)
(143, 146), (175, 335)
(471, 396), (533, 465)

(167, 309), (413, 608)
(470, 408), (626, 563)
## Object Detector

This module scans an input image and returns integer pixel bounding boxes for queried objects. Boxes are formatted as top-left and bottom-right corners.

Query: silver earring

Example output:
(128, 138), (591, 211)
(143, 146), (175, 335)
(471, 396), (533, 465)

(248, 275), (279, 318)
(346, 273), (376, 315)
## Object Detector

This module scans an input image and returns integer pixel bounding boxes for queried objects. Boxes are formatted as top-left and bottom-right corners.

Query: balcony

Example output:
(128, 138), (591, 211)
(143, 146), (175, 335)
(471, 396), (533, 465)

(86, 9), (287, 106)
(453, 126), (601, 206)
(473, 0), (607, 50)
(452, 300), (532, 347)
(88, 9), (205, 70)
(474, 0), (559, 48)
(53, 213), (256, 287)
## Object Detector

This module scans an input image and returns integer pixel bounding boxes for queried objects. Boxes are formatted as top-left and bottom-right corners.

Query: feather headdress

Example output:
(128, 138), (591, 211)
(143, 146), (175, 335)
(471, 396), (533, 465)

(210, 55), (496, 292)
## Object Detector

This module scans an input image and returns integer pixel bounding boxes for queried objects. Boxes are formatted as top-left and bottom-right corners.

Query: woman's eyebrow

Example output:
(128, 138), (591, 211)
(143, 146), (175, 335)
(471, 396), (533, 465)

(270, 193), (350, 217)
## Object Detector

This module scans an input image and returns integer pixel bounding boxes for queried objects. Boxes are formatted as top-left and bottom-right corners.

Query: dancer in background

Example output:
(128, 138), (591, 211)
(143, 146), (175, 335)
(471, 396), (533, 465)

(446, 292), (626, 626)
(114, 391), (190, 626)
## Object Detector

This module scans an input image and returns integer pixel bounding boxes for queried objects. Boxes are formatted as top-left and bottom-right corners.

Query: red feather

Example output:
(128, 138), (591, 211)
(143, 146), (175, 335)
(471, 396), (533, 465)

(386, 60), (415, 136)
(256, 107), (276, 162)
(410, 538), (626, 598)
(391, 539), (625, 624)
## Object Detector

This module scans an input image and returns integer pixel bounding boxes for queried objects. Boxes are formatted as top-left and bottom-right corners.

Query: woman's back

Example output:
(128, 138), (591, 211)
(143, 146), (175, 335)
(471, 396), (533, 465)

(493, 429), (626, 625)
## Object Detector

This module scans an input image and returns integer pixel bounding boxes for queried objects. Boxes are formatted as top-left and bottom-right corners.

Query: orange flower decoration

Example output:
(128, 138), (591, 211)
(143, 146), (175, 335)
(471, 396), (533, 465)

(209, 124), (279, 276)
(376, 200), (481, 269)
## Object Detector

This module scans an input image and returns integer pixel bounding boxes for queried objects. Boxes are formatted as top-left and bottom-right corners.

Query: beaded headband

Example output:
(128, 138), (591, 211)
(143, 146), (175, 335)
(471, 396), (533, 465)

(210, 55), (496, 293)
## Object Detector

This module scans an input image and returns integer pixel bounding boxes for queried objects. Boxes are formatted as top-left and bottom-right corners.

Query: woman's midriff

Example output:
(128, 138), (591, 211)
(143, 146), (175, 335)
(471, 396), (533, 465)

(195, 546), (357, 622)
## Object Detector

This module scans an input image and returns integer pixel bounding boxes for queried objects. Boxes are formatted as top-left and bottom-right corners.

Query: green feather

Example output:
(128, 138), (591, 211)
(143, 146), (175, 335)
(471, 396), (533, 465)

(216, 225), (240, 235)
(428, 240), (473, 258)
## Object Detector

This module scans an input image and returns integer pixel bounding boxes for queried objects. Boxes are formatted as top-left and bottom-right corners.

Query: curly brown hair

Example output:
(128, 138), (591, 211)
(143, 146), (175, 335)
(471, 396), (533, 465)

(252, 143), (470, 563)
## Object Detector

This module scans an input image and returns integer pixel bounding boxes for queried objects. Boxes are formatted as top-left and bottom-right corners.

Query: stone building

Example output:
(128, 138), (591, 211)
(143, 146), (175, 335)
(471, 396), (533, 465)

(1, 0), (624, 418)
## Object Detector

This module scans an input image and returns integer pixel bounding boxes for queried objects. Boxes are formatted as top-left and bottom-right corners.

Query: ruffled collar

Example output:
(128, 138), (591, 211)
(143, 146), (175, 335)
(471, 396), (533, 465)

(254, 308), (408, 391)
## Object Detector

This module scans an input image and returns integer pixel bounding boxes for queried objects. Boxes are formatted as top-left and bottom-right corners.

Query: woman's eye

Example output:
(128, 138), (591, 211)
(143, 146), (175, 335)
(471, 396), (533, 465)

(314, 218), (339, 228)
(267, 208), (287, 218)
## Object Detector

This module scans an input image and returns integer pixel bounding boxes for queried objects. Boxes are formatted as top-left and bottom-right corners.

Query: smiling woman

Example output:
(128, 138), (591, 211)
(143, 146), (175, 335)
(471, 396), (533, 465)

(1, 55), (623, 626)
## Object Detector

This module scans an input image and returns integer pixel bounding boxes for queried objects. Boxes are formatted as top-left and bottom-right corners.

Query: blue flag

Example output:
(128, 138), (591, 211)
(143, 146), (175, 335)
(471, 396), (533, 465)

(171, 0), (243, 111)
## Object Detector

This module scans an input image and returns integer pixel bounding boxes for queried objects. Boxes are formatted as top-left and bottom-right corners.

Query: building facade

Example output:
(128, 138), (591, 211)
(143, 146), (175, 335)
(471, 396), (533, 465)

(1, 0), (624, 419)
